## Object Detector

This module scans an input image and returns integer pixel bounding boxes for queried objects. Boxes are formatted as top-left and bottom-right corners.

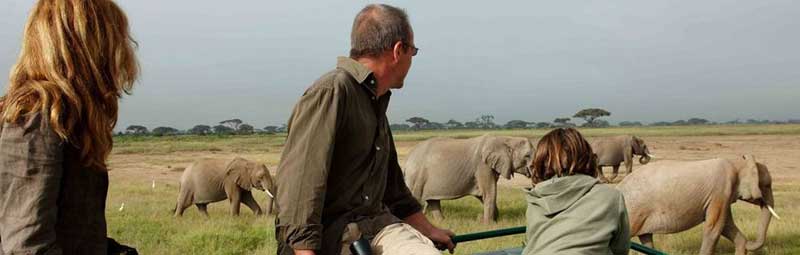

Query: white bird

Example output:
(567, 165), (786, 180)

(151, 179), (156, 189)
(118, 203), (125, 212)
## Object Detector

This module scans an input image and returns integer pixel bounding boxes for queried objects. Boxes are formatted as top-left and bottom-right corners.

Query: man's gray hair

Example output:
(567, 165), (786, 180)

(350, 4), (412, 58)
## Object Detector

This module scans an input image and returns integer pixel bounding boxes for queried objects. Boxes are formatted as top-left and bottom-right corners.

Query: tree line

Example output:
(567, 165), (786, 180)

(121, 109), (800, 136)
(122, 118), (286, 136)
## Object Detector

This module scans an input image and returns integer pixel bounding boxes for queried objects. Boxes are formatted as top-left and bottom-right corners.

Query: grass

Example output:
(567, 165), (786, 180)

(105, 124), (800, 254)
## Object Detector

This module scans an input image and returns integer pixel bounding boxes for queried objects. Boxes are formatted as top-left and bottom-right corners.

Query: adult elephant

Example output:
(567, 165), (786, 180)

(403, 135), (534, 223)
(618, 155), (779, 255)
(591, 135), (652, 182)
(174, 157), (276, 217)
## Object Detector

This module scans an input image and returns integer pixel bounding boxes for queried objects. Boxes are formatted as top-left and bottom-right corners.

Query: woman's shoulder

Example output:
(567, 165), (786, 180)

(1, 110), (63, 144)
(588, 183), (625, 203)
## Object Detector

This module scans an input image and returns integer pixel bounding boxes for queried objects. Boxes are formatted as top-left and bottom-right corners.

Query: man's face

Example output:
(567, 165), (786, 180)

(392, 31), (415, 89)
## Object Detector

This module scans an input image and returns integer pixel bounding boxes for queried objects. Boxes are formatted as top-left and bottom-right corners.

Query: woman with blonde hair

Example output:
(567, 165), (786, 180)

(523, 128), (630, 255)
(0, 0), (138, 254)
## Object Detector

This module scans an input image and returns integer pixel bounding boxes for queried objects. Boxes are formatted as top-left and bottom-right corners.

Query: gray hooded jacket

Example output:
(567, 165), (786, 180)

(523, 175), (630, 255)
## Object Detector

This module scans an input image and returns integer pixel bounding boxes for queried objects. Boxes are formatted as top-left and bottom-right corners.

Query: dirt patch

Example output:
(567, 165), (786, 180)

(108, 134), (800, 192)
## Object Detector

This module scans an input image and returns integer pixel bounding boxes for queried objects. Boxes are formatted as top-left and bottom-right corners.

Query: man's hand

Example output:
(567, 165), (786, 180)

(427, 227), (456, 253)
(294, 250), (315, 255)
(403, 212), (456, 253)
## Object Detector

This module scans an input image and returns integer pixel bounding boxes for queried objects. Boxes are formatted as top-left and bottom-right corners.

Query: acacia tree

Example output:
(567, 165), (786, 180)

(553, 118), (575, 127)
(445, 119), (463, 129)
(475, 114), (496, 128)
(220, 119), (243, 130)
(125, 125), (148, 135)
(263, 126), (279, 133)
(151, 126), (178, 136)
(406, 117), (430, 130)
(213, 125), (234, 134)
(573, 108), (611, 127)
(189, 125), (212, 135)
(238, 124), (255, 134)
(504, 120), (529, 129)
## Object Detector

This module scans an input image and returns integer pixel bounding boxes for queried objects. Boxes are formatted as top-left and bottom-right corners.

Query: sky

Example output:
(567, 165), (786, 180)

(1, 1), (799, 130)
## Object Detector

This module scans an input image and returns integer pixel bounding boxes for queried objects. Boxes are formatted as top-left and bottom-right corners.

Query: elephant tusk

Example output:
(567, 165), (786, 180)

(646, 154), (657, 159)
(266, 189), (275, 199)
(767, 205), (781, 220)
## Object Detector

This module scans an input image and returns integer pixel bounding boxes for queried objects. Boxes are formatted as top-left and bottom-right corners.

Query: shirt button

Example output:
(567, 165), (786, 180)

(376, 146), (381, 151)
(371, 96), (376, 100)
(370, 80), (375, 84)
(364, 195), (370, 201)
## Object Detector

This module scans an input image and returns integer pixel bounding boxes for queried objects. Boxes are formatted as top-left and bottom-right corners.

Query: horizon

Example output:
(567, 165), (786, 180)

(2, 1), (799, 131)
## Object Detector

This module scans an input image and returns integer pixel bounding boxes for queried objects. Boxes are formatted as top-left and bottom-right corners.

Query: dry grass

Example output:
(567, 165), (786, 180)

(106, 124), (800, 254)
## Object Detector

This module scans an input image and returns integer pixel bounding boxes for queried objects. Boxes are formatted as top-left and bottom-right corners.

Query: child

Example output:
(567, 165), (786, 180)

(523, 128), (630, 255)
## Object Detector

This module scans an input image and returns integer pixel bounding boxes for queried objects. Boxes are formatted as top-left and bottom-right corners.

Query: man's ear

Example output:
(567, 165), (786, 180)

(391, 41), (404, 63)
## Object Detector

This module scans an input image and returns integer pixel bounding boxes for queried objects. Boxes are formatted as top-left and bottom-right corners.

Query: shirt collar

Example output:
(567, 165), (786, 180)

(337, 56), (373, 84)
(337, 56), (385, 98)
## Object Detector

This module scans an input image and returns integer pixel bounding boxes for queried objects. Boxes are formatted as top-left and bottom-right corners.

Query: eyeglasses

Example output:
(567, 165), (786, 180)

(410, 46), (419, 56)
(402, 41), (419, 56)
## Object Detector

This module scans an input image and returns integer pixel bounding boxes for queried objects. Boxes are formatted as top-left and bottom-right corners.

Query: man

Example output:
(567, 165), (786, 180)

(275, 4), (455, 255)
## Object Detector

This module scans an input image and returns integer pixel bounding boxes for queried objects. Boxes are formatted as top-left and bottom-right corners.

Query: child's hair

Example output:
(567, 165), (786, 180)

(530, 128), (597, 184)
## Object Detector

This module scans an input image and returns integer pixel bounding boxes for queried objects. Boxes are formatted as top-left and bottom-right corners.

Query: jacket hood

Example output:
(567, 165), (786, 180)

(526, 175), (599, 216)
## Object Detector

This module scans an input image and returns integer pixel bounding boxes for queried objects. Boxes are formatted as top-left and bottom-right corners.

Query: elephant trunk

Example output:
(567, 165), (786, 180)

(746, 192), (775, 251)
(639, 155), (651, 165)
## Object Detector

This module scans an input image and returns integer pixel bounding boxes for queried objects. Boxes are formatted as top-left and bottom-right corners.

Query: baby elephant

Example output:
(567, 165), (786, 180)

(174, 157), (275, 217)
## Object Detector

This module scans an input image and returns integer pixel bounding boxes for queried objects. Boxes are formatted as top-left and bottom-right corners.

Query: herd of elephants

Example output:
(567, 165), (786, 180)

(171, 134), (779, 255)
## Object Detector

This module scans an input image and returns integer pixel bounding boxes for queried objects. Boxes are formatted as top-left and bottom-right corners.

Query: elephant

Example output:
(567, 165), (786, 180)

(591, 135), (652, 182)
(174, 157), (276, 217)
(403, 134), (534, 223)
(618, 155), (779, 255)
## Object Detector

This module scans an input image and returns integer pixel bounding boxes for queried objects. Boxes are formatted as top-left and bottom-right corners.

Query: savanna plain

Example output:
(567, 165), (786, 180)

(106, 124), (800, 254)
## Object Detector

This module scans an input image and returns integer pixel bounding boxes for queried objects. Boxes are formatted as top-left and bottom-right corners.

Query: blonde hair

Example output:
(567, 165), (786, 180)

(530, 128), (597, 184)
(0, 0), (138, 170)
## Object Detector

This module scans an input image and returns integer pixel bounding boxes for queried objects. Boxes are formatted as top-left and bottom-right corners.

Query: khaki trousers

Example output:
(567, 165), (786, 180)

(340, 223), (441, 255)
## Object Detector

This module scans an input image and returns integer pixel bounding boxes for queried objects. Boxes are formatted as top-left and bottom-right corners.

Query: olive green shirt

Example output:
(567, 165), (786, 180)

(275, 57), (422, 254)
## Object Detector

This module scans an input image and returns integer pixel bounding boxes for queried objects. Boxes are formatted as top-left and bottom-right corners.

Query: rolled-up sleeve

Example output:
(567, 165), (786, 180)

(382, 128), (422, 219)
(0, 113), (64, 254)
(275, 87), (343, 250)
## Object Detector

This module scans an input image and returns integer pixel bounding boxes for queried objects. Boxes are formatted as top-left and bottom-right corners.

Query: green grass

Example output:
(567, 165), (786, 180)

(106, 184), (799, 254)
(106, 181), (277, 254)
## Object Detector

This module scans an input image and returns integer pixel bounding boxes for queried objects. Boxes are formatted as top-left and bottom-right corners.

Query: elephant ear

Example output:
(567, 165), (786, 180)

(225, 157), (256, 190)
(737, 155), (763, 201)
(483, 140), (513, 180)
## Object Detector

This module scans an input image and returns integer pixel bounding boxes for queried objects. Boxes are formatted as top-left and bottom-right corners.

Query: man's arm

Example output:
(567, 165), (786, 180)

(275, 87), (343, 254)
(383, 129), (455, 252)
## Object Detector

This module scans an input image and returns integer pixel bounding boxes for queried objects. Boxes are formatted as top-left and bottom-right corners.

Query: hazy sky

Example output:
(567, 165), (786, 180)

(2, 1), (799, 130)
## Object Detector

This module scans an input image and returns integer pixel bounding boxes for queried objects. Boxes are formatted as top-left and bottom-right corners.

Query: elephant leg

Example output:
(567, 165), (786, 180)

(596, 166), (610, 183)
(609, 165), (620, 182)
(721, 210), (747, 255)
(174, 189), (193, 217)
(240, 191), (263, 215)
(227, 190), (242, 216)
(700, 202), (728, 255)
(638, 234), (654, 248)
(196, 203), (210, 217)
(427, 200), (443, 220)
(482, 184), (498, 224)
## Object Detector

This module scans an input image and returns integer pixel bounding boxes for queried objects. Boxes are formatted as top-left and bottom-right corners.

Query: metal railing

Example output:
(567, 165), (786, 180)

(350, 226), (667, 255)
